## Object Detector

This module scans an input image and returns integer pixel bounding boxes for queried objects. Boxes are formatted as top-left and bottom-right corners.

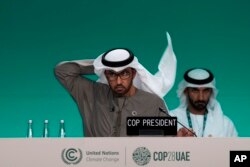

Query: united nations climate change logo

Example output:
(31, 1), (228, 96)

(61, 148), (83, 165)
(132, 147), (151, 166)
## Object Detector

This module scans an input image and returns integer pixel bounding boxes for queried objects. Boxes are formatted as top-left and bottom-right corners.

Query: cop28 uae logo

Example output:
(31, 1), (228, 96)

(132, 147), (151, 166)
(61, 148), (83, 165)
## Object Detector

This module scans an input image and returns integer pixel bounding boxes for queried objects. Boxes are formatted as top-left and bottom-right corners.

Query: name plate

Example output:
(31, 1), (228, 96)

(127, 117), (177, 136)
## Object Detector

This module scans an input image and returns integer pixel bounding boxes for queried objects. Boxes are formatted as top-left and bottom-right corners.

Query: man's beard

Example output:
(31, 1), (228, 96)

(188, 96), (209, 111)
(114, 85), (128, 96)
(113, 81), (133, 97)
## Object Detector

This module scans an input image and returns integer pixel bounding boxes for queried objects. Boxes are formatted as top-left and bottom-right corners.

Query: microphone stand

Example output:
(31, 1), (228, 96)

(159, 107), (197, 137)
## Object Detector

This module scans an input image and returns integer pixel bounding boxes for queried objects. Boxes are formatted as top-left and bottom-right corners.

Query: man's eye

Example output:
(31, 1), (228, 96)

(204, 88), (211, 93)
(191, 89), (198, 93)
(121, 71), (129, 76)
(109, 73), (117, 77)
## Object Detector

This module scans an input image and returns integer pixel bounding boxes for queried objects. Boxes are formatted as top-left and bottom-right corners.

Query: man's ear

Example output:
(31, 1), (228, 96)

(132, 68), (136, 79)
(104, 70), (109, 80)
(184, 88), (188, 95)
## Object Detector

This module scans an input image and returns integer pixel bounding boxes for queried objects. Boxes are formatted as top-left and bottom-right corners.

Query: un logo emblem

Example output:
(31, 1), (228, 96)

(61, 148), (83, 165)
(132, 147), (151, 166)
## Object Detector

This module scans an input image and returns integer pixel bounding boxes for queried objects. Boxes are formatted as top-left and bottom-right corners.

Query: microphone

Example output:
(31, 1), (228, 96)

(159, 107), (197, 137)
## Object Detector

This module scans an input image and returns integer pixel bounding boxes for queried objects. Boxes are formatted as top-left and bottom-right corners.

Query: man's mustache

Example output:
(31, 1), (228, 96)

(194, 101), (207, 105)
(115, 85), (125, 89)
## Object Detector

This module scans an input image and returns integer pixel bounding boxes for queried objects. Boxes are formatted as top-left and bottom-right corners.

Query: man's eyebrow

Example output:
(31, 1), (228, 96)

(121, 69), (130, 72)
(106, 70), (116, 73)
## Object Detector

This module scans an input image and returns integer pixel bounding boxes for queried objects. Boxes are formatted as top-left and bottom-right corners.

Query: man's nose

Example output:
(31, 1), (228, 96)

(198, 92), (205, 100)
(116, 76), (122, 84)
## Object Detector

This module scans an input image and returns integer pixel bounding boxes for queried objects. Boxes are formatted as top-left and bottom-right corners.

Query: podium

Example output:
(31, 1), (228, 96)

(0, 137), (249, 167)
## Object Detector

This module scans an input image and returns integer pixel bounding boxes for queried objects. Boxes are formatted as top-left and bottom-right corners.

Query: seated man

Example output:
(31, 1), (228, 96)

(171, 68), (238, 137)
(54, 47), (177, 137)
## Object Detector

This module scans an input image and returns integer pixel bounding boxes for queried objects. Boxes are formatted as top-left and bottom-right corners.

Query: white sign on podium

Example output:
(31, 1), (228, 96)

(0, 137), (249, 167)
